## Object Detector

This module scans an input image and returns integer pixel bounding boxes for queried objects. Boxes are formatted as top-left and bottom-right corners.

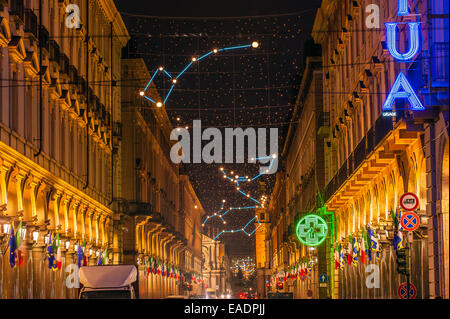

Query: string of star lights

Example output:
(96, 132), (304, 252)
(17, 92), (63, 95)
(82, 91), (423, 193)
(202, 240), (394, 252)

(231, 257), (256, 278)
(139, 41), (260, 107)
(202, 155), (276, 241)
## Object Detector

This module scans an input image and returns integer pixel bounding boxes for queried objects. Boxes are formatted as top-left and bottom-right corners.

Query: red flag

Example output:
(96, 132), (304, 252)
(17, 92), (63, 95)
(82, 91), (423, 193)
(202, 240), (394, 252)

(83, 255), (88, 266)
(347, 238), (353, 265)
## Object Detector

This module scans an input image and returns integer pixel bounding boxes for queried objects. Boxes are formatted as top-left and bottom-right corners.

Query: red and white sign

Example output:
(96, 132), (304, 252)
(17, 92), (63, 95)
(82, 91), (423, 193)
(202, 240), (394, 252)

(401, 212), (420, 231)
(400, 192), (419, 211)
(398, 282), (417, 299)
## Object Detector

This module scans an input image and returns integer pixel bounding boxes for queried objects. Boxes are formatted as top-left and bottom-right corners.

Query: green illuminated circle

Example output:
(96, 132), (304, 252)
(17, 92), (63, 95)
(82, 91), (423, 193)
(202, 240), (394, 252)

(296, 214), (328, 246)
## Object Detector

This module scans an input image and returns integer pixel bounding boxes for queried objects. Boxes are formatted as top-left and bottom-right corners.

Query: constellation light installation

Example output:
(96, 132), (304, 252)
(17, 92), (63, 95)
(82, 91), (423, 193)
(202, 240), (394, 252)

(203, 157), (275, 241)
(139, 42), (260, 107)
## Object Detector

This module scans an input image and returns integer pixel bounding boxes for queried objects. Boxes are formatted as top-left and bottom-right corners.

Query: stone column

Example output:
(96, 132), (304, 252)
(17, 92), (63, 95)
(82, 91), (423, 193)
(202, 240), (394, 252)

(32, 242), (45, 299)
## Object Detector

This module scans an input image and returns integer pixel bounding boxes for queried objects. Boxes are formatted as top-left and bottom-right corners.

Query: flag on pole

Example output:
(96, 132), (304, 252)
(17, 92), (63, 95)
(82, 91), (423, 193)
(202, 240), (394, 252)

(307, 258), (312, 274)
(15, 221), (26, 267)
(339, 244), (345, 269)
(7, 223), (17, 268)
(352, 236), (359, 267)
(56, 233), (62, 270)
(46, 234), (57, 271)
(334, 247), (340, 270)
(103, 249), (109, 265)
(76, 242), (84, 268)
(347, 235), (353, 265)
(391, 209), (404, 251)
(368, 225), (381, 260)
(97, 251), (103, 266)
(361, 229), (367, 265)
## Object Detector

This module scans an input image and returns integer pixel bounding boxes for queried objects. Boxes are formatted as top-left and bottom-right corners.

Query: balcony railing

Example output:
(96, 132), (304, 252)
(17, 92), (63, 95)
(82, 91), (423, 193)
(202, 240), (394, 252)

(323, 114), (396, 203)
(10, 0), (24, 23)
(24, 9), (37, 38)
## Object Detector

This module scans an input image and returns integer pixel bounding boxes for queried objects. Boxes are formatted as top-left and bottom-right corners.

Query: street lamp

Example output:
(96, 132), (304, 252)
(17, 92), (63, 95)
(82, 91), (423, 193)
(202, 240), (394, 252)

(3, 223), (10, 234)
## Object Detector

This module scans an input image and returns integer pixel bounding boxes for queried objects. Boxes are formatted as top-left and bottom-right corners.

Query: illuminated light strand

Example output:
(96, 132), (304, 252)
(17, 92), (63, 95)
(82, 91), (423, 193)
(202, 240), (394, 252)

(202, 205), (261, 226)
(212, 215), (261, 241)
(139, 42), (259, 106)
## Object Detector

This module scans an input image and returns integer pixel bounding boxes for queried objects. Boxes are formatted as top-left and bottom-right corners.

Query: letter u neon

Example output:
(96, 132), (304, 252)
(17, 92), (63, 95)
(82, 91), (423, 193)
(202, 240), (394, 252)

(385, 22), (420, 61)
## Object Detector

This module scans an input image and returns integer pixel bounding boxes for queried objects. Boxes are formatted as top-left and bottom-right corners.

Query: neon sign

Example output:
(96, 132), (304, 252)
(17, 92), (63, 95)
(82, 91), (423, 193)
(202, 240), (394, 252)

(382, 0), (425, 116)
(296, 214), (328, 247)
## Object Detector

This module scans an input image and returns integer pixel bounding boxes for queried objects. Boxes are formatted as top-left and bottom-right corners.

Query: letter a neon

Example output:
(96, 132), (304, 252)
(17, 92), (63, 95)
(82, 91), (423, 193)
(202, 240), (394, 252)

(383, 73), (424, 111)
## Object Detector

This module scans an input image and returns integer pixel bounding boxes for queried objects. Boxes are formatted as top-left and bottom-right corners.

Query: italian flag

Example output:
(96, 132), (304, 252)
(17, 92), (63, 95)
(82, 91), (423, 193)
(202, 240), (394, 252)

(347, 235), (353, 265)
(15, 221), (25, 266)
(55, 233), (62, 270)
(157, 262), (162, 276)
(103, 249), (109, 265)
(361, 229), (368, 265)
(334, 248), (340, 270)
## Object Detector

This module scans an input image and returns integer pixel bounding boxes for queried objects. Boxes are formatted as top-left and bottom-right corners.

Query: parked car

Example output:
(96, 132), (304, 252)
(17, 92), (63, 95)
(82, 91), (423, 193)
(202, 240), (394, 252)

(79, 265), (137, 299)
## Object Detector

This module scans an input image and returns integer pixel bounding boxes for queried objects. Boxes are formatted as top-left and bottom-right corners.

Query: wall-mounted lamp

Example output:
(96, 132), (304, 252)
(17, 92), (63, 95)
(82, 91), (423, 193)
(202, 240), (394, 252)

(65, 241), (70, 250)
(44, 234), (50, 244)
(3, 224), (11, 234)
(32, 231), (39, 242)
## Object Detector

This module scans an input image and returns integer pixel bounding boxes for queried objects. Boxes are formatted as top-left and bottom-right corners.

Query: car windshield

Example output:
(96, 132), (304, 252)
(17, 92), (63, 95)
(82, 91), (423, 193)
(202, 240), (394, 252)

(80, 290), (131, 299)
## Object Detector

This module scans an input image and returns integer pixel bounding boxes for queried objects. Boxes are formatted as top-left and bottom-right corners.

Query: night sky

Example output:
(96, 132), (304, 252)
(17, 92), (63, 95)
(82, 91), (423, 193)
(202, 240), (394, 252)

(114, 0), (322, 255)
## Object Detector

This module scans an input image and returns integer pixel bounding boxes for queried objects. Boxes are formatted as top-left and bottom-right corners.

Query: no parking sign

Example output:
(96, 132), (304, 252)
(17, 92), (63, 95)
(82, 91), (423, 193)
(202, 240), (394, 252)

(398, 282), (417, 299)
(401, 212), (420, 231)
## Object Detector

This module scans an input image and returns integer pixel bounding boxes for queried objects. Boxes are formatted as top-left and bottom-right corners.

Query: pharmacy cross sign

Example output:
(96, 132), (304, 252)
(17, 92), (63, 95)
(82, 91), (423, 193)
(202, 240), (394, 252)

(296, 215), (328, 246)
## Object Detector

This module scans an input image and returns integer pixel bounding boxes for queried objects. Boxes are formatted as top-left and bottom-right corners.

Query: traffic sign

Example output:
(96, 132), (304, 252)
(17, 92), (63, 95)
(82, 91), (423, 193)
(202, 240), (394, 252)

(400, 192), (419, 211)
(398, 282), (417, 299)
(400, 212), (420, 231)
(319, 273), (328, 283)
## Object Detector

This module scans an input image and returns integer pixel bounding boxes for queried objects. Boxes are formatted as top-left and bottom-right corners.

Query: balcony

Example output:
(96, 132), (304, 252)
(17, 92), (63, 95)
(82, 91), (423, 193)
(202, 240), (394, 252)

(324, 114), (414, 209)
(10, 0), (24, 24)
(39, 26), (49, 52)
(24, 9), (37, 38)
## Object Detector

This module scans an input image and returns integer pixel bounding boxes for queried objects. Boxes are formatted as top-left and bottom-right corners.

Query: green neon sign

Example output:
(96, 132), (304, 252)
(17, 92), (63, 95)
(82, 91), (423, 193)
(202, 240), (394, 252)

(296, 214), (328, 246)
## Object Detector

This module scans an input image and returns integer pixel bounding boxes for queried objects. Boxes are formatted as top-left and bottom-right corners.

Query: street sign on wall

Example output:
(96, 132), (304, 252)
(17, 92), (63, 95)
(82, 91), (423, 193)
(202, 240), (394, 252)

(400, 212), (420, 231)
(400, 192), (419, 211)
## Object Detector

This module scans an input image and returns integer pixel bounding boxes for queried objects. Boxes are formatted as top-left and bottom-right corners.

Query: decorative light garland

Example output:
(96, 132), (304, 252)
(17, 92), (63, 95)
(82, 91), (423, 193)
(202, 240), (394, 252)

(202, 157), (275, 241)
(139, 41), (260, 106)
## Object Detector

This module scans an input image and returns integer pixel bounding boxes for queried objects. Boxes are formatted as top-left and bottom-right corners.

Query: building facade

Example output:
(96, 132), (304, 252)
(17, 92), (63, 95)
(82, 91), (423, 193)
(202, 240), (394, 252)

(202, 234), (231, 297)
(119, 58), (204, 298)
(262, 56), (326, 299)
(0, 1), (206, 299)
(0, 0), (128, 298)
(262, 0), (448, 299)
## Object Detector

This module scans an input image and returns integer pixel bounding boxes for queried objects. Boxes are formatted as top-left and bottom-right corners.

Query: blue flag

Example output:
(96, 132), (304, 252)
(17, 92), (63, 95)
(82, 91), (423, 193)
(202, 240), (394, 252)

(97, 251), (103, 266)
(7, 224), (17, 268)
(46, 234), (57, 271)
(77, 242), (84, 268)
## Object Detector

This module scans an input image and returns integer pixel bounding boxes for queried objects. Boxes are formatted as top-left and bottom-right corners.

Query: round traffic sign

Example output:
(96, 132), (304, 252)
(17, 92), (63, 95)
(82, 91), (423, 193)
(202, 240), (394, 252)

(398, 282), (417, 299)
(400, 192), (419, 211)
(400, 212), (420, 231)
